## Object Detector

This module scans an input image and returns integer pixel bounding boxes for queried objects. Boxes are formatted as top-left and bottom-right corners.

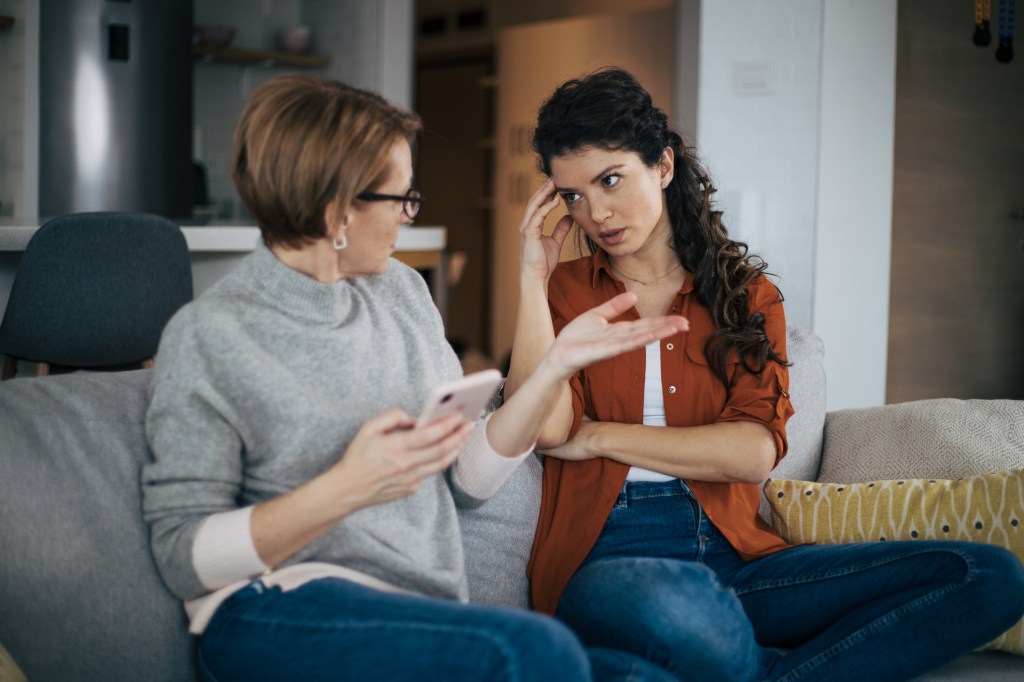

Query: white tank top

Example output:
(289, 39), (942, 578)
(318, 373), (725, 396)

(625, 341), (676, 482)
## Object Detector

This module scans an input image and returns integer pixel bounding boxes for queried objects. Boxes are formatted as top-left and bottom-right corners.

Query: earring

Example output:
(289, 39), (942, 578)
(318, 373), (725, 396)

(332, 234), (347, 251)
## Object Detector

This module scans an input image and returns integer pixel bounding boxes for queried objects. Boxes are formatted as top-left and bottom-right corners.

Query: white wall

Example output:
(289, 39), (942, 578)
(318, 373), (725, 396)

(681, 0), (897, 410)
(813, 0), (897, 409)
(690, 0), (822, 331)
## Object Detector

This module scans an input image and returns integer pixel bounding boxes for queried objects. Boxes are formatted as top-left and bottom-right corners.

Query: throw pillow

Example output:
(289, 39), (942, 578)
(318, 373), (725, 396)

(0, 642), (28, 682)
(765, 470), (1024, 655)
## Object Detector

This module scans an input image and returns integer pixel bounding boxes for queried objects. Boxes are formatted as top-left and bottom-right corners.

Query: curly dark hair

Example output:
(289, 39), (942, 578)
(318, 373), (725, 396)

(531, 67), (787, 382)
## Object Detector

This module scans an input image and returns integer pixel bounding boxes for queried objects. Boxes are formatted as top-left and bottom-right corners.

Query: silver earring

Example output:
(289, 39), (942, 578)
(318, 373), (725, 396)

(332, 235), (347, 251)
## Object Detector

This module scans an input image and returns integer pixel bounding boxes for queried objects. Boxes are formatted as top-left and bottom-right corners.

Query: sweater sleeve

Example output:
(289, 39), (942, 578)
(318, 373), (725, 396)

(449, 413), (532, 506)
(191, 507), (269, 589)
(142, 306), (263, 600)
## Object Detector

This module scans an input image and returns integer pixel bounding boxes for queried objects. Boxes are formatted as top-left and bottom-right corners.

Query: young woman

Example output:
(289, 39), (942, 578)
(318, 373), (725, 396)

(505, 67), (1024, 682)
(142, 73), (689, 681)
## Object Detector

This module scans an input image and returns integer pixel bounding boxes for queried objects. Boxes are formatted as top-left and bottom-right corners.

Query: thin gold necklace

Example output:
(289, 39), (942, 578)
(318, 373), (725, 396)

(609, 260), (683, 286)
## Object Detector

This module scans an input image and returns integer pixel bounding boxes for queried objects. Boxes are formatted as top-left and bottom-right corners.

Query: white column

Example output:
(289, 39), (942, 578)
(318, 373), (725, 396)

(813, 0), (897, 409)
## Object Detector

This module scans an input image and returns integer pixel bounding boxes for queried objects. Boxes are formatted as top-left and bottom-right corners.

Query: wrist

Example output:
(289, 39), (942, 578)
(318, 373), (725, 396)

(519, 272), (549, 294)
(317, 463), (366, 520)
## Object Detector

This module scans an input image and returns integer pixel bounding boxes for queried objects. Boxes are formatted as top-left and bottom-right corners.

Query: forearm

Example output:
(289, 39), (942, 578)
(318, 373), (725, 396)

(505, 279), (555, 397)
(580, 420), (777, 483)
(250, 467), (363, 568)
(487, 354), (572, 456)
(154, 468), (364, 595)
(503, 278), (575, 447)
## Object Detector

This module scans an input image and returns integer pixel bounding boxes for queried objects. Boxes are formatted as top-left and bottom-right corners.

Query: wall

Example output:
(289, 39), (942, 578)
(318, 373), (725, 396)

(689, 0), (896, 410)
(0, 0), (22, 217)
(490, 7), (676, 360)
(812, 0), (898, 409)
(692, 0), (822, 331)
(887, 0), (1024, 402)
(193, 0), (412, 220)
(0, 0), (36, 220)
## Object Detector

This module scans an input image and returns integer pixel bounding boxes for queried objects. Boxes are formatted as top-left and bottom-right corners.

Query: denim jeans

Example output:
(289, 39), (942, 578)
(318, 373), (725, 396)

(198, 577), (594, 681)
(197, 575), (678, 682)
(556, 479), (1024, 682)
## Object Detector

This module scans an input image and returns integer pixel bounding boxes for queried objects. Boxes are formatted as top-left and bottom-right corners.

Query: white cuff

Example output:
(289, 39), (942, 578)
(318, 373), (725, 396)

(191, 506), (269, 591)
(453, 414), (533, 499)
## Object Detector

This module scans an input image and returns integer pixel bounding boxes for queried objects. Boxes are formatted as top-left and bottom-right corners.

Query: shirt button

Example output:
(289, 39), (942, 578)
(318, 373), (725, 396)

(667, 386), (677, 394)
(666, 343), (674, 350)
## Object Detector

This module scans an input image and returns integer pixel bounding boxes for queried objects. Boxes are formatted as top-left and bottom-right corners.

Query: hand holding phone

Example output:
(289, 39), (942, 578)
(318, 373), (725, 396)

(415, 369), (503, 428)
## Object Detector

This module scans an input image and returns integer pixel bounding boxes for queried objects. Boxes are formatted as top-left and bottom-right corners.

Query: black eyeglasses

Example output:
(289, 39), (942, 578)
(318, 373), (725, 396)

(355, 189), (425, 221)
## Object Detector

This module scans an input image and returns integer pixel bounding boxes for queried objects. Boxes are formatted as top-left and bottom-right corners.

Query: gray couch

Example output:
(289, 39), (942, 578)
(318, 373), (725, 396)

(1, 326), (1022, 681)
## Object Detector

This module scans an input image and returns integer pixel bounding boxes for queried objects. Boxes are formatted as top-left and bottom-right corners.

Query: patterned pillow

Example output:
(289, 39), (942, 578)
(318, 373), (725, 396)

(765, 470), (1024, 655)
(0, 642), (27, 682)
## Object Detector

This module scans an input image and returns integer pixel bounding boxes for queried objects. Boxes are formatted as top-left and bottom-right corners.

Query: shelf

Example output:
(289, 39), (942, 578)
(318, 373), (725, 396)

(0, 16), (14, 29)
(193, 46), (329, 68)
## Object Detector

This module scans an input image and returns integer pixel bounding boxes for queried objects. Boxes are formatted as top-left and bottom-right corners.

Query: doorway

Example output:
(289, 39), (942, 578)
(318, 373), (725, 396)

(414, 50), (496, 363)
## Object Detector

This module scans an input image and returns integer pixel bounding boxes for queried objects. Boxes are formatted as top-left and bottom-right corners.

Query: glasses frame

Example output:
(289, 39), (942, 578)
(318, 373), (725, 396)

(355, 189), (425, 221)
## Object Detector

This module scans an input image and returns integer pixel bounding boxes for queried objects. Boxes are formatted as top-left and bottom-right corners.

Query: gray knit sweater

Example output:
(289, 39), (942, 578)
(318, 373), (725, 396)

(143, 244), (493, 603)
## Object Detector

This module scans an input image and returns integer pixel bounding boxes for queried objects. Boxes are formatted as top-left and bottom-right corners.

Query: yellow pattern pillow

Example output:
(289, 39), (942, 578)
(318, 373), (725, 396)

(765, 470), (1024, 655)
(0, 642), (27, 682)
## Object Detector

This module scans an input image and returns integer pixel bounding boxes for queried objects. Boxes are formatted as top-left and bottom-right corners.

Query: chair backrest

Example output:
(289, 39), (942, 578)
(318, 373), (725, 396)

(0, 212), (193, 370)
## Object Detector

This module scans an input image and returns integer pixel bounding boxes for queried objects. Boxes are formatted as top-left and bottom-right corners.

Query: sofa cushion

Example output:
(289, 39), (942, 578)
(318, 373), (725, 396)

(459, 454), (542, 609)
(772, 325), (826, 482)
(0, 370), (197, 682)
(765, 470), (1024, 655)
(819, 398), (1024, 483)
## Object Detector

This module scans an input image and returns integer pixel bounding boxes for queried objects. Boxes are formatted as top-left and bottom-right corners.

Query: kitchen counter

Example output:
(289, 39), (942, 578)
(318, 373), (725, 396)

(0, 222), (448, 317)
(0, 222), (447, 253)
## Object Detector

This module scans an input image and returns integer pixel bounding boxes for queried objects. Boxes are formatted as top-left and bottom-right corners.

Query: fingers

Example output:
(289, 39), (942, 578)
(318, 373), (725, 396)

(411, 421), (474, 477)
(386, 420), (472, 490)
(585, 291), (639, 321)
(605, 317), (691, 355)
(527, 178), (558, 209)
(604, 316), (689, 344)
(519, 179), (561, 238)
(402, 411), (465, 448)
(364, 408), (415, 435)
(550, 214), (574, 246)
(552, 314), (691, 373)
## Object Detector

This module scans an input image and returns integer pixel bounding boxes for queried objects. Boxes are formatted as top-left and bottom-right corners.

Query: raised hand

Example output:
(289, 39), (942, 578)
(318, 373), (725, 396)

(518, 179), (574, 284)
(545, 291), (689, 380)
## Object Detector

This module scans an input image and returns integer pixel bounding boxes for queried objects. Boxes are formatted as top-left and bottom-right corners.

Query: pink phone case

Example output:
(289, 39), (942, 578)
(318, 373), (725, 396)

(416, 369), (503, 427)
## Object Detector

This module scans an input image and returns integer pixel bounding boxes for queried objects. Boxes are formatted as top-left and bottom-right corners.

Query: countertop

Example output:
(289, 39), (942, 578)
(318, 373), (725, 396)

(0, 221), (447, 253)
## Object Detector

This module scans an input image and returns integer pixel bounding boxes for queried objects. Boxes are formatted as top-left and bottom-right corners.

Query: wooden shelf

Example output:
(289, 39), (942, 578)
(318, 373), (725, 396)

(0, 16), (14, 29)
(193, 45), (328, 68)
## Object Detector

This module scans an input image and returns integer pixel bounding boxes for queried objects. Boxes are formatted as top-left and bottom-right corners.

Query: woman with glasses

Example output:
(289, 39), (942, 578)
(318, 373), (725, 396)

(505, 67), (1024, 681)
(142, 73), (687, 681)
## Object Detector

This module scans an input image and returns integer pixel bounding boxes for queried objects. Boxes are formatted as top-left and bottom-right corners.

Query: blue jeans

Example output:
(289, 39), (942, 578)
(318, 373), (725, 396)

(556, 479), (1024, 682)
(198, 576), (674, 682)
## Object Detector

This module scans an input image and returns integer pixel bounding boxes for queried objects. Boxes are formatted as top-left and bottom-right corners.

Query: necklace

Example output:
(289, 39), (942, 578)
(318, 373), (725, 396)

(609, 260), (683, 286)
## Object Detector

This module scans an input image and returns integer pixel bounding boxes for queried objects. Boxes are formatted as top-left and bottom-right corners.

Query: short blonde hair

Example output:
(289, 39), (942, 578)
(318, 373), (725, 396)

(232, 74), (422, 248)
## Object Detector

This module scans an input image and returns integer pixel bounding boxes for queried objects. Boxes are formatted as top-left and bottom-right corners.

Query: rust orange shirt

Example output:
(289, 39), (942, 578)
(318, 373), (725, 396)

(526, 250), (796, 615)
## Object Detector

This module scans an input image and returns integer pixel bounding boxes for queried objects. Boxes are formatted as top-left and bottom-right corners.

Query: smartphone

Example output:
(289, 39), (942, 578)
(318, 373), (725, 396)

(416, 369), (503, 428)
